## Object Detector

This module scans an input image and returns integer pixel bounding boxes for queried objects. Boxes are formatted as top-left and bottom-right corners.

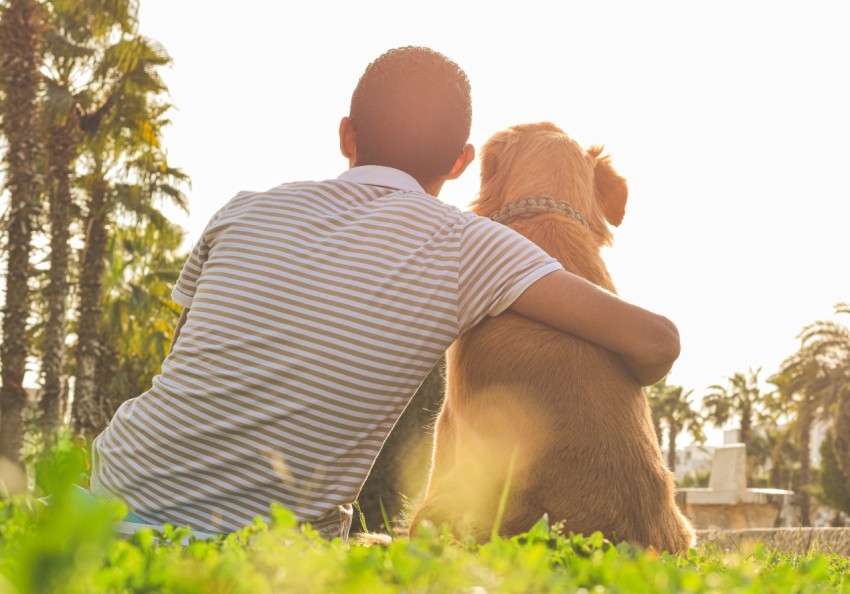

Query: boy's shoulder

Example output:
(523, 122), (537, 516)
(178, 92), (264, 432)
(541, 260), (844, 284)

(218, 178), (484, 237)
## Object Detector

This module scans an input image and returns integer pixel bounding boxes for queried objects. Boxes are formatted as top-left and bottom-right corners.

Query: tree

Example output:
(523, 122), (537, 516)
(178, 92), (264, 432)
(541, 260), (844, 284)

(746, 424), (798, 489)
(770, 361), (825, 526)
(0, 0), (187, 451)
(772, 303), (850, 526)
(38, 105), (80, 440)
(702, 368), (769, 485)
(71, 35), (188, 437)
(646, 379), (704, 473)
(95, 218), (185, 417)
(0, 0), (46, 464)
(702, 368), (765, 448)
(819, 429), (850, 521)
(798, 305), (850, 477)
(38, 0), (138, 439)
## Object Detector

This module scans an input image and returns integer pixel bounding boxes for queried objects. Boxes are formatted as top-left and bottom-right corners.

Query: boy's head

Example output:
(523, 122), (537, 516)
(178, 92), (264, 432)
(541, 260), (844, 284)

(344, 46), (473, 188)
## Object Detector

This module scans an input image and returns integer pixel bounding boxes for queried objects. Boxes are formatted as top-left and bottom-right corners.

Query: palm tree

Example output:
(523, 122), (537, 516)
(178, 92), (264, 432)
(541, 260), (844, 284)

(702, 368), (766, 448)
(770, 358), (828, 527)
(71, 35), (188, 437)
(646, 379), (705, 473)
(745, 423), (795, 488)
(769, 304), (850, 526)
(819, 429), (850, 523)
(702, 368), (770, 486)
(0, 0), (46, 464)
(768, 303), (850, 527)
(797, 305), (850, 475)
(37, 0), (137, 439)
(95, 218), (185, 418)
(39, 100), (81, 440)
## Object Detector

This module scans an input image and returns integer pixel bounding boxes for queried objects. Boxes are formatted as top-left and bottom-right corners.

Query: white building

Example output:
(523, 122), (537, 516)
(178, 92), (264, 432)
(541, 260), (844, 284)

(664, 444), (715, 481)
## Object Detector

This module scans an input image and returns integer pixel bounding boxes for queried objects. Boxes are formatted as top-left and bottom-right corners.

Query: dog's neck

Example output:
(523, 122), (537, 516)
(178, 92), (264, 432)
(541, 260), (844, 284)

(487, 195), (589, 229)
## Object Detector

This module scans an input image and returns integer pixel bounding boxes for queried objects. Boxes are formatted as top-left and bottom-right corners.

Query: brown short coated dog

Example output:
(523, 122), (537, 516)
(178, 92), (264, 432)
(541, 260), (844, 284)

(409, 122), (695, 553)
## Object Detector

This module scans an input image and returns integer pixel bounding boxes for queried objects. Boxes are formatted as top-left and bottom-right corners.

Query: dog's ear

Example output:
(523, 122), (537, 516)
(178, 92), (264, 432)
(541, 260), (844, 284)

(588, 145), (628, 227)
(479, 135), (502, 186)
(471, 130), (520, 216)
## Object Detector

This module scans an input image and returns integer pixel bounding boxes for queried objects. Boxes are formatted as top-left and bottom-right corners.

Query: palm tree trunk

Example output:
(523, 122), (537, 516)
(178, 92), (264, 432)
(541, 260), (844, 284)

(72, 177), (110, 437)
(740, 407), (751, 448)
(769, 452), (783, 488)
(667, 422), (679, 473)
(799, 404), (812, 527)
(40, 113), (80, 442)
(0, 0), (44, 464)
(94, 328), (119, 416)
(769, 430), (790, 489)
(833, 390), (850, 479)
(741, 405), (752, 486)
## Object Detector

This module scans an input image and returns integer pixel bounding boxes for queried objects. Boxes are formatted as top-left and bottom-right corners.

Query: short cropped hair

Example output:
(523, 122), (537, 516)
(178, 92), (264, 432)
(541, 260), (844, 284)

(349, 46), (472, 184)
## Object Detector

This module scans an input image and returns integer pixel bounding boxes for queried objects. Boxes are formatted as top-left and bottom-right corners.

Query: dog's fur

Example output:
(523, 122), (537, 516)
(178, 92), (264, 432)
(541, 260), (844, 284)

(409, 122), (695, 552)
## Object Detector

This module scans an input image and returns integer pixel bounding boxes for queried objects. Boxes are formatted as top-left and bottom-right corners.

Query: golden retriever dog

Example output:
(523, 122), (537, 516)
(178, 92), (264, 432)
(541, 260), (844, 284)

(409, 122), (695, 553)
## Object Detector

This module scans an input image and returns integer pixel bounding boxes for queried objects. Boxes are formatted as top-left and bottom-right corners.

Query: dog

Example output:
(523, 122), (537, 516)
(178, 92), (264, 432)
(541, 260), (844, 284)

(409, 122), (695, 553)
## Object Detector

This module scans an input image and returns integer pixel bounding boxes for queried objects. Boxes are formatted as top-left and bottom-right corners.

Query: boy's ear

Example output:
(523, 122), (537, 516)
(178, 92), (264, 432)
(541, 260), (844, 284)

(446, 144), (476, 181)
(339, 117), (357, 164)
(588, 145), (628, 227)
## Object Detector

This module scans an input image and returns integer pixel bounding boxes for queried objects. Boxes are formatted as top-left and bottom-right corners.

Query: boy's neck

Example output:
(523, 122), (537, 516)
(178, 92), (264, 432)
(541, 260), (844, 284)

(420, 178), (445, 197)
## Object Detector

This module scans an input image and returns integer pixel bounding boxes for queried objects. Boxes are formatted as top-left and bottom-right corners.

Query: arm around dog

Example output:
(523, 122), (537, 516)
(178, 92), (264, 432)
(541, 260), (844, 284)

(508, 269), (680, 386)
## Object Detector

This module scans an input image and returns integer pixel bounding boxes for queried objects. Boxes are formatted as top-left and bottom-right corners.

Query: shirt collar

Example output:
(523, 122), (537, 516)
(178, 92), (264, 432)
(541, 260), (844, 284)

(337, 165), (427, 194)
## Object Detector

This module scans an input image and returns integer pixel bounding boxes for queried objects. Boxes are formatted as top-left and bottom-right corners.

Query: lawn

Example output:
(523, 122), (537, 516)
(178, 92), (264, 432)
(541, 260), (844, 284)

(2, 489), (849, 594)
(1, 447), (848, 594)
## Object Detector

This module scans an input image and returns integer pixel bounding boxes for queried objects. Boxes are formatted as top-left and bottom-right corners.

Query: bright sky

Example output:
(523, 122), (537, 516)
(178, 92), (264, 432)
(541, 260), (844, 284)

(138, 1), (849, 444)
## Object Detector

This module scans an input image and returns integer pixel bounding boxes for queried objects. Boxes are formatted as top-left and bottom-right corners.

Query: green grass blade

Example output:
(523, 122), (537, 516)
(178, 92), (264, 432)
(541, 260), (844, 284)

(490, 447), (518, 540)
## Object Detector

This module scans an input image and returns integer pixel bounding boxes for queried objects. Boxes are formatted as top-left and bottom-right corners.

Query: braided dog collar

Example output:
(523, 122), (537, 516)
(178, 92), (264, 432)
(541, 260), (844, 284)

(487, 195), (589, 229)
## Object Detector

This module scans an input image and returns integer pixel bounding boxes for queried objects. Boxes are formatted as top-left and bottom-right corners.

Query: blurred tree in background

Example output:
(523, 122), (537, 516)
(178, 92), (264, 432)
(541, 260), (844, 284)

(0, 0), (187, 466)
(770, 303), (850, 526)
(702, 368), (769, 484)
(95, 219), (185, 419)
(797, 305), (850, 477)
(0, 0), (46, 465)
(703, 368), (764, 448)
(68, 23), (188, 437)
(819, 429), (850, 524)
(645, 379), (704, 474)
(37, 0), (165, 441)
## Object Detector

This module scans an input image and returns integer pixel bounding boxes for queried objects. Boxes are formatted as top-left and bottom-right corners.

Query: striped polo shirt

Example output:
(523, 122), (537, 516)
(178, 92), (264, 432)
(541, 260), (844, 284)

(90, 165), (562, 535)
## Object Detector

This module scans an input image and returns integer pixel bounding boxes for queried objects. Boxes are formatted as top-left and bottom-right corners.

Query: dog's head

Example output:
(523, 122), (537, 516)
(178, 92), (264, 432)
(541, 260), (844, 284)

(470, 122), (628, 246)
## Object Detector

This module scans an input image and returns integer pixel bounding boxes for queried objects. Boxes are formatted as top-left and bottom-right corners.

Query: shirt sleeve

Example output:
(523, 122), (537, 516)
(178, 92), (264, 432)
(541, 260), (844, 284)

(457, 215), (563, 334)
(171, 208), (227, 308)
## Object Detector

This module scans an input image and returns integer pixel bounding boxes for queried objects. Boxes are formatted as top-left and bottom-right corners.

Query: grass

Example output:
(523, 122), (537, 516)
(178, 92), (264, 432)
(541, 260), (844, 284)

(2, 491), (850, 594)
(2, 444), (849, 593)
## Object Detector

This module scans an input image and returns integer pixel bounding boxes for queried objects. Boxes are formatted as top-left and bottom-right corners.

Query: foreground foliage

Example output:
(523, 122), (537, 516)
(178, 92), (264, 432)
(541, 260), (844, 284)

(2, 491), (850, 593)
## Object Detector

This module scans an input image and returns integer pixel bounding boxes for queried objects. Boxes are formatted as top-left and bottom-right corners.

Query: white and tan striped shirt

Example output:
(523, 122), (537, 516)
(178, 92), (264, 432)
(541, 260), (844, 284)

(91, 166), (562, 535)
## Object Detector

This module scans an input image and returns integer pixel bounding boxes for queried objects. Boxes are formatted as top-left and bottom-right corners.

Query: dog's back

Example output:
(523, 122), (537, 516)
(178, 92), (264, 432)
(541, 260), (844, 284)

(412, 123), (694, 552)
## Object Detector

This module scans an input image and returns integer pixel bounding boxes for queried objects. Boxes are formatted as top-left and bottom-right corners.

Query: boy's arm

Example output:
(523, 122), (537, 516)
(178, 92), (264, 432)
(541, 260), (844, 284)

(169, 307), (190, 354)
(508, 269), (680, 386)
